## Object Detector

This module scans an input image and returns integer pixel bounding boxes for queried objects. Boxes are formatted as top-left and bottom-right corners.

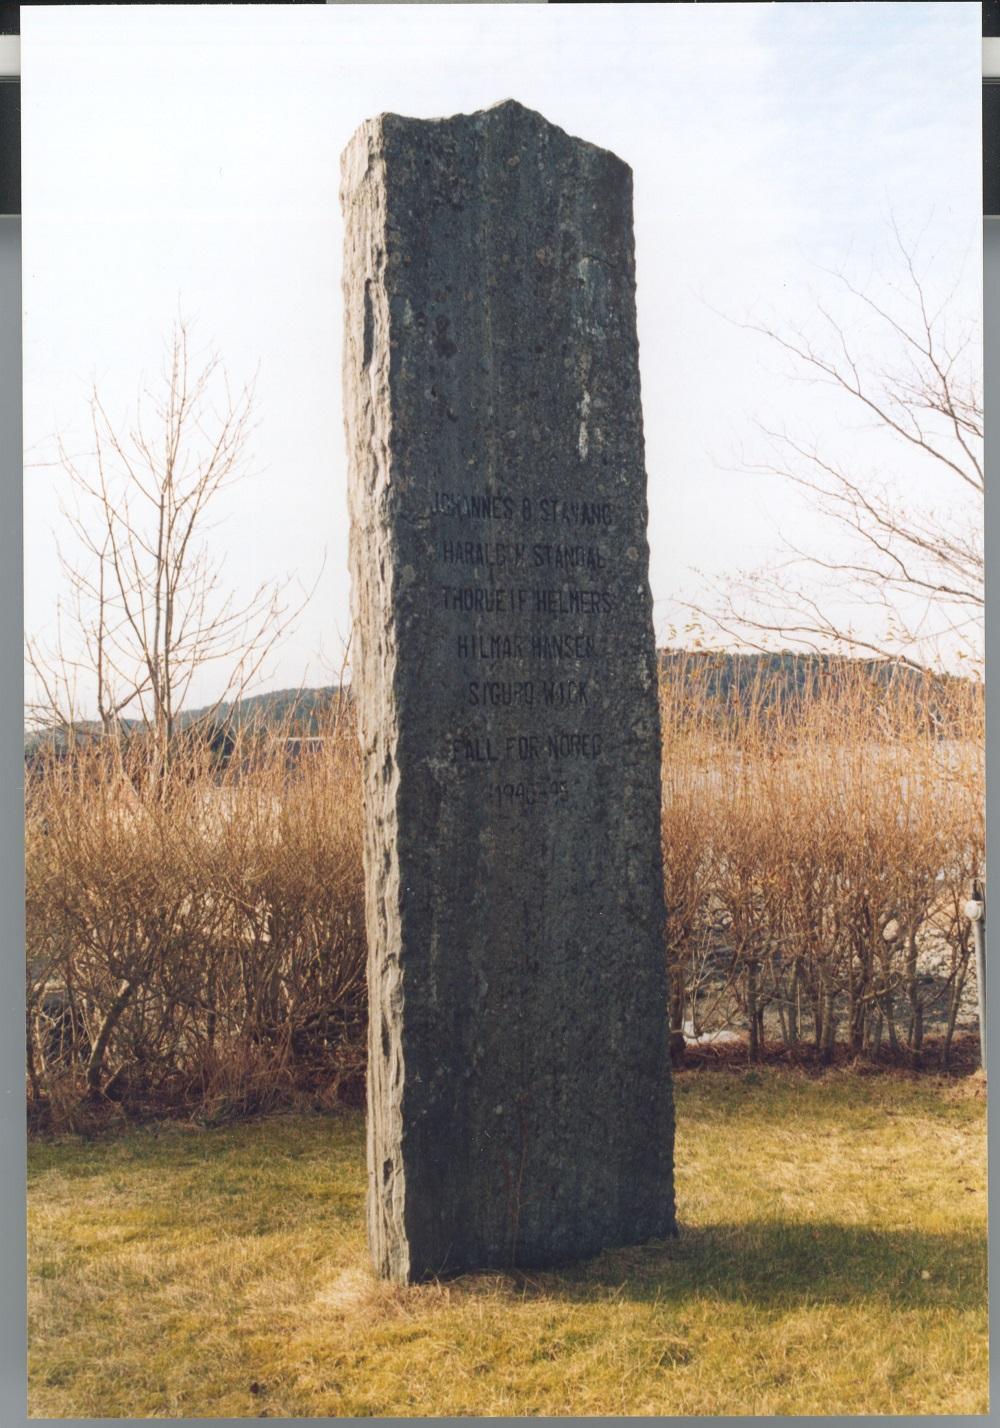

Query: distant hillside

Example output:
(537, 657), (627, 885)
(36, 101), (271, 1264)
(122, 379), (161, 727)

(26, 651), (976, 754)
(659, 648), (939, 698)
(657, 648), (975, 726)
(24, 686), (348, 755)
(178, 686), (347, 734)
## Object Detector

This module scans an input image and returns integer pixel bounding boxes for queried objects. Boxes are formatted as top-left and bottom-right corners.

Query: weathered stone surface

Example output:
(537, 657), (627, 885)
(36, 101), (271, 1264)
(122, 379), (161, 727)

(341, 99), (675, 1283)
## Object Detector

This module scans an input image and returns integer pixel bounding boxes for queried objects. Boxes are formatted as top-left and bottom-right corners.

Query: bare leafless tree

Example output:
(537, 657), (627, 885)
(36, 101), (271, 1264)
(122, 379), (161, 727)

(27, 318), (303, 761)
(691, 222), (982, 673)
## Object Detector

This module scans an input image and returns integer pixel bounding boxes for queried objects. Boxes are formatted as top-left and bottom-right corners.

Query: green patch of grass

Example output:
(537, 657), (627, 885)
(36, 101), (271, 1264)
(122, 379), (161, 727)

(28, 1068), (988, 1417)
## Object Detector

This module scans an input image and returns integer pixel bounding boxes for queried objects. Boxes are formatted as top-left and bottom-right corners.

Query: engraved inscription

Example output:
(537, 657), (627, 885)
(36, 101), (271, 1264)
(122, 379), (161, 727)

(433, 486), (617, 806)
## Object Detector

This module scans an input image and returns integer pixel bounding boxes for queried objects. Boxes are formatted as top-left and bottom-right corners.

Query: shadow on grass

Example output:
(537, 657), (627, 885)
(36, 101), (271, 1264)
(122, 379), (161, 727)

(539, 1220), (987, 1313)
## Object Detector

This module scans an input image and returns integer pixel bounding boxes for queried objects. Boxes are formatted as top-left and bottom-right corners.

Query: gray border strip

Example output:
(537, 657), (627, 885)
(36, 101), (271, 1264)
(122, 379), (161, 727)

(0, 214), (25, 1422)
(983, 217), (998, 1423)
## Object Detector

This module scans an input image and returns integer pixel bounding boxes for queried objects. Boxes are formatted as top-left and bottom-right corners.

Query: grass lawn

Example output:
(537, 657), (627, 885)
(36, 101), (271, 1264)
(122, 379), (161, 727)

(28, 1067), (988, 1418)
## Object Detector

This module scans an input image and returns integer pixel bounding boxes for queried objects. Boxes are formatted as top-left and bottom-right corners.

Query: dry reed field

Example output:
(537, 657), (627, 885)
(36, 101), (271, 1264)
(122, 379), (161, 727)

(25, 656), (985, 1132)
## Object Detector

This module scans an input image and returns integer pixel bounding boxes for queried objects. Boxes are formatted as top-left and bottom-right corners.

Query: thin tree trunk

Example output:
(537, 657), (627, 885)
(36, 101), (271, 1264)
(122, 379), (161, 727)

(746, 956), (761, 1061)
(941, 947), (972, 1070)
(775, 984), (790, 1047)
(905, 928), (921, 1052)
(813, 983), (823, 1052)
(85, 978), (134, 1098)
(883, 991), (899, 1052)
(820, 984), (837, 1065)
(787, 959), (800, 1046)
(26, 1012), (43, 1105)
(871, 1002), (884, 1059)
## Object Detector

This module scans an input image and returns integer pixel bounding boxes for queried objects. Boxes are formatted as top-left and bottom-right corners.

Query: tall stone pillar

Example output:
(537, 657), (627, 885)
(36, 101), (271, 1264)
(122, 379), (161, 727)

(341, 99), (675, 1283)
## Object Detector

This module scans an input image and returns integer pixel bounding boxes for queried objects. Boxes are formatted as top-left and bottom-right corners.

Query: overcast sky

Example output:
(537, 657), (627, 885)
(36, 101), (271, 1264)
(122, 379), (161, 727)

(21, 2), (981, 709)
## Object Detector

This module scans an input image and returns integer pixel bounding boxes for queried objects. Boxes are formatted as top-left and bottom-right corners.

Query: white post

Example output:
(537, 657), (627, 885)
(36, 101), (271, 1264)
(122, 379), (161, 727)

(965, 887), (986, 1074)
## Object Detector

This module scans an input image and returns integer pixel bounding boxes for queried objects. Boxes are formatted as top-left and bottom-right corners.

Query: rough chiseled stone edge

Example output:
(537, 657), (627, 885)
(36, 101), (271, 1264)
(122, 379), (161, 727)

(356, 98), (629, 173)
(340, 115), (411, 1283)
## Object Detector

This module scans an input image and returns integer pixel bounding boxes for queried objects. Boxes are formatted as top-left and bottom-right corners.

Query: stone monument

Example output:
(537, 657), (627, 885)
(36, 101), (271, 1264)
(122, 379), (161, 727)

(341, 99), (675, 1284)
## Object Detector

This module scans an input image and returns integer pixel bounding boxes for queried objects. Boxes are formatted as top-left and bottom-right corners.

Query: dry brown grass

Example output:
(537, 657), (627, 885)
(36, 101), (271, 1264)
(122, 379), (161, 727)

(27, 1069), (988, 1417)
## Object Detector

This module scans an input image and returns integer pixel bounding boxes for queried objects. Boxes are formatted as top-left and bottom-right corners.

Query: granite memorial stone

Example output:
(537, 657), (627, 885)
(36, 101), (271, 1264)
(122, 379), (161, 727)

(341, 99), (676, 1283)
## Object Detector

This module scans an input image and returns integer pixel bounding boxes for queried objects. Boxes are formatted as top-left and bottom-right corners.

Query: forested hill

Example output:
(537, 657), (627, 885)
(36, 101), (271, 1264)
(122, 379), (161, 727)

(656, 648), (965, 707)
(179, 686), (345, 734)
(26, 652), (974, 752)
(23, 686), (346, 753)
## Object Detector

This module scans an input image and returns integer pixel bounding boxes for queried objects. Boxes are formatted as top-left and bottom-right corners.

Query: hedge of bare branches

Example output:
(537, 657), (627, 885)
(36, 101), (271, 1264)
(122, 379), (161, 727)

(26, 709), (366, 1130)
(661, 656), (984, 1067)
(26, 659), (984, 1130)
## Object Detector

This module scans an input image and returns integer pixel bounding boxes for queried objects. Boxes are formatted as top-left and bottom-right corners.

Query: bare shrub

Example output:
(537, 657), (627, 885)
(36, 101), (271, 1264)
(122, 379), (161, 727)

(660, 656), (983, 1066)
(26, 700), (365, 1129)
